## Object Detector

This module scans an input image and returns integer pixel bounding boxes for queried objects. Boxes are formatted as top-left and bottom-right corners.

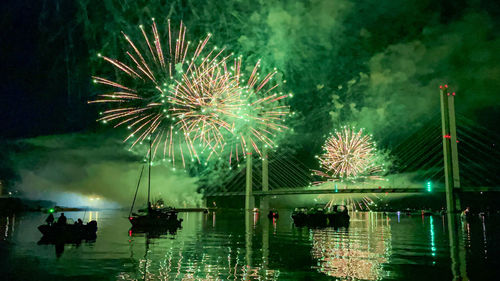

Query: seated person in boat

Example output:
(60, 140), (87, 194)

(57, 213), (67, 225)
(46, 213), (54, 226)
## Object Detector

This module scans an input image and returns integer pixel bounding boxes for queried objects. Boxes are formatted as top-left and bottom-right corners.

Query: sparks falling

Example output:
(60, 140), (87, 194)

(225, 58), (290, 163)
(89, 19), (290, 167)
(313, 127), (383, 183)
(89, 19), (228, 165)
(168, 57), (290, 164)
(168, 60), (242, 161)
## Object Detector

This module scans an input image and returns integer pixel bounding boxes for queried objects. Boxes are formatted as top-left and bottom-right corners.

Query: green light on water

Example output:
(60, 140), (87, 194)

(49, 208), (55, 213)
(426, 181), (432, 192)
(430, 216), (436, 257)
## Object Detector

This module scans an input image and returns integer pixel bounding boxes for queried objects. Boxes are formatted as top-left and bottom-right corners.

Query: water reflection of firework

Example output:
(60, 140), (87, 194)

(311, 212), (391, 280)
(117, 245), (279, 280)
(118, 214), (279, 281)
(324, 194), (380, 212)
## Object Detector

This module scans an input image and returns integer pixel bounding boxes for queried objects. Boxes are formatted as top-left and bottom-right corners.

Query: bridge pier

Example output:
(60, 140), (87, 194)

(244, 210), (253, 278)
(446, 212), (468, 279)
(440, 85), (462, 213)
(262, 214), (269, 269)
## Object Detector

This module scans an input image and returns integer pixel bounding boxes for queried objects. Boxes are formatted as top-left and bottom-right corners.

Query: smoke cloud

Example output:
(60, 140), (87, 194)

(331, 12), (500, 143)
(9, 133), (201, 208)
(2, 0), (499, 195)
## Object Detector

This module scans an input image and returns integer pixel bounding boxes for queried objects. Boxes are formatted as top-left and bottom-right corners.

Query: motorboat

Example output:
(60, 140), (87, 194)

(37, 221), (97, 243)
(292, 205), (349, 228)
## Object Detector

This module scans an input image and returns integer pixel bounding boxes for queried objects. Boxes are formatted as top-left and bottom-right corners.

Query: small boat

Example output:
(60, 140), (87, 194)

(326, 205), (350, 226)
(37, 221), (97, 243)
(292, 205), (349, 228)
(422, 210), (435, 216)
(128, 139), (183, 231)
(267, 210), (279, 219)
(129, 208), (182, 228)
(460, 207), (474, 221)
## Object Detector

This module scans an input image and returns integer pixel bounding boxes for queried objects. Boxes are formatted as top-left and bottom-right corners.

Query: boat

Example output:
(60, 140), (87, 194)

(128, 138), (183, 231)
(292, 205), (350, 228)
(37, 221), (97, 257)
(267, 210), (279, 219)
(37, 221), (97, 243)
(129, 207), (182, 228)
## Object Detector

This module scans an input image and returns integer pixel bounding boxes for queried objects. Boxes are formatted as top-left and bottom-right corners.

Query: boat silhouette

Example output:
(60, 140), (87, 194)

(38, 221), (97, 241)
(128, 138), (183, 231)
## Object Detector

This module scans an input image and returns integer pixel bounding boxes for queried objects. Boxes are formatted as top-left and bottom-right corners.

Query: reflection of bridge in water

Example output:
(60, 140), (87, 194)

(204, 86), (500, 212)
(115, 210), (471, 280)
(244, 210), (470, 280)
(0, 209), (474, 280)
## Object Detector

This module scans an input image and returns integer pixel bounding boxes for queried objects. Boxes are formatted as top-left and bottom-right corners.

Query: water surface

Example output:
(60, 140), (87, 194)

(1, 210), (498, 280)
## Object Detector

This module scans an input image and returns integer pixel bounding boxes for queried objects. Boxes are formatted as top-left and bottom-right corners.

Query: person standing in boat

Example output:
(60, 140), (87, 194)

(46, 213), (54, 226)
(57, 213), (67, 225)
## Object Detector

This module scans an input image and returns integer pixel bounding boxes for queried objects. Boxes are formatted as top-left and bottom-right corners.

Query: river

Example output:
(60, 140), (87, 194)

(1, 210), (498, 280)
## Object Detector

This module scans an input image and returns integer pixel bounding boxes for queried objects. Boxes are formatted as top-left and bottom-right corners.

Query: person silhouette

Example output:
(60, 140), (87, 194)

(57, 213), (67, 225)
(46, 213), (54, 226)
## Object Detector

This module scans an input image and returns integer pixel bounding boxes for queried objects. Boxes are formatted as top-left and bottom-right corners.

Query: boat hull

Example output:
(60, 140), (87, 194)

(129, 214), (183, 228)
(37, 221), (97, 243)
(292, 212), (350, 228)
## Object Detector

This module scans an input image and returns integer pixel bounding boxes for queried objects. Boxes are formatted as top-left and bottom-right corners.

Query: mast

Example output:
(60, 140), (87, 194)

(129, 165), (145, 217)
(147, 136), (152, 211)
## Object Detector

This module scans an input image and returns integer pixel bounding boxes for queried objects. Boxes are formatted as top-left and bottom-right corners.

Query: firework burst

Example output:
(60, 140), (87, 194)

(313, 127), (387, 211)
(225, 58), (290, 163)
(89, 19), (229, 165)
(166, 57), (291, 165)
(168, 60), (243, 162)
(313, 127), (384, 183)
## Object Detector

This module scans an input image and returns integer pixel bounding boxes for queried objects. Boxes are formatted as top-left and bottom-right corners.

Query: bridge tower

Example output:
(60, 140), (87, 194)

(245, 147), (269, 210)
(260, 146), (269, 210)
(245, 152), (254, 210)
(440, 85), (461, 212)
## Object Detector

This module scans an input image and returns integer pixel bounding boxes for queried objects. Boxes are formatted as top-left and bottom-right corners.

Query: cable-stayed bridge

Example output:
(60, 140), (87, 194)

(203, 87), (500, 210)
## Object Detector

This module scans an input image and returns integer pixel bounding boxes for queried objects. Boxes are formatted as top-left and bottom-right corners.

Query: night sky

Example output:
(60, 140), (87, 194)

(1, 0), (499, 205)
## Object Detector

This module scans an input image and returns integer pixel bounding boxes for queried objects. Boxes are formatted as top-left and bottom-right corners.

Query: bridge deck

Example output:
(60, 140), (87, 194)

(208, 186), (499, 197)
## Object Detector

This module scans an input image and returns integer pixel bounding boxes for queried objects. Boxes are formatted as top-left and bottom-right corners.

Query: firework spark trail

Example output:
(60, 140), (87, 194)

(164, 56), (291, 164)
(222, 58), (290, 162)
(168, 60), (243, 160)
(90, 19), (291, 167)
(312, 127), (385, 211)
(89, 19), (231, 165)
(313, 127), (383, 183)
